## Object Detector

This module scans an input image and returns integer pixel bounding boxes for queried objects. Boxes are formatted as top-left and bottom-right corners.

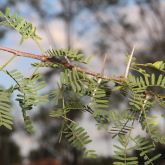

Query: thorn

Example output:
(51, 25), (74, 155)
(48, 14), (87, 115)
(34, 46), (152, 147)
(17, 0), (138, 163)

(101, 53), (108, 75)
(124, 45), (135, 78)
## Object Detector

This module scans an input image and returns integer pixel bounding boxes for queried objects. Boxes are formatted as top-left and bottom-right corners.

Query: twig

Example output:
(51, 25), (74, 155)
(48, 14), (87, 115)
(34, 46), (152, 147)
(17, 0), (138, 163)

(0, 46), (125, 83)
(0, 46), (47, 61)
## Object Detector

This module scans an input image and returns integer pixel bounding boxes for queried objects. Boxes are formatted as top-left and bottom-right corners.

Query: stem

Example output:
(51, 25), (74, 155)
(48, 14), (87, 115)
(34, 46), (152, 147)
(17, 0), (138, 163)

(0, 46), (125, 83)
(31, 39), (45, 76)
(0, 55), (16, 70)
(124, 119), (135, 164)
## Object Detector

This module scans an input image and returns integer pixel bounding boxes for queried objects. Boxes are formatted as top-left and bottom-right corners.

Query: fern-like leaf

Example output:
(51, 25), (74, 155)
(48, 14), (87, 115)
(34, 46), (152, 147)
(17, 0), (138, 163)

(134, 136), (161, 165)
(113, 135), (138, 165)
(142, 115), (165, 144)
(63, 122), (96, 158)
(0, 8), (41, 44)
(6, 70), (48, 133)
(46, 48), (85, 63)
(0, 89), (13, 129)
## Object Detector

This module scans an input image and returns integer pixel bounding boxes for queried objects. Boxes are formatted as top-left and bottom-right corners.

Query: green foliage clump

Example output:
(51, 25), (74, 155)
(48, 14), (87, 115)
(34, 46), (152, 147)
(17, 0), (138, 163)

(0, 88), (12, 129)
(6, 69), (48, 133)
(0, 8), (41, 44)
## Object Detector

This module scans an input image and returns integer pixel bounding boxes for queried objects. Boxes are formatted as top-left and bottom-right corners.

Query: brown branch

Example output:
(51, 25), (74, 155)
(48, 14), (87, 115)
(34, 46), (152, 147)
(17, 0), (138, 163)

(0, 46), (125, 83)
(0, 46), (48, 61)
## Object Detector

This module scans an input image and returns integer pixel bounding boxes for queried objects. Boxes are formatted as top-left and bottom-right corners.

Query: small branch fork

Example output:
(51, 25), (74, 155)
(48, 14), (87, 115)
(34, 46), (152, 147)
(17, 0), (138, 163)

(0, 46), (125, 83)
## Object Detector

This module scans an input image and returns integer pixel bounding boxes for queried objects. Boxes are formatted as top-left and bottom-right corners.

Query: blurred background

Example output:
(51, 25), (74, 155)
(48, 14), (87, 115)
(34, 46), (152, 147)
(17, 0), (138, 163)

(0, 0), (165, 165)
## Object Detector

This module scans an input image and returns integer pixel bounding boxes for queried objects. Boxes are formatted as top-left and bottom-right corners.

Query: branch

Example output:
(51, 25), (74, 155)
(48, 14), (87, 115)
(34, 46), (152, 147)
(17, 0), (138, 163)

(0, 46), (125, 83)
(0, 46), (47, 61)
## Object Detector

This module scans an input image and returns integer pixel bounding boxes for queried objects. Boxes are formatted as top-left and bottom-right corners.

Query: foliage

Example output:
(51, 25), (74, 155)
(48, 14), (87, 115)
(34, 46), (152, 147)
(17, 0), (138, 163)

(63, 122), (97, 158)
(0, 8), (165, 164)
(0, 8), (41, 44)
(0, 87), (12, 129)
(6, 69), (48, 133)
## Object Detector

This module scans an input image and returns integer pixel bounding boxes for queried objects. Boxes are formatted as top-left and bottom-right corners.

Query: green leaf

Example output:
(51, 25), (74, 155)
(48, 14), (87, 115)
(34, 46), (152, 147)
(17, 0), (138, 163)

(83, 54), (93, 63)
(63, 122), (96, 158)
(0, 8), (41, 44)
(144, 154), (161, 165)
(112, 85), (123, 91)
(0, 90), (13, 129)
(153, 61), (164, 70)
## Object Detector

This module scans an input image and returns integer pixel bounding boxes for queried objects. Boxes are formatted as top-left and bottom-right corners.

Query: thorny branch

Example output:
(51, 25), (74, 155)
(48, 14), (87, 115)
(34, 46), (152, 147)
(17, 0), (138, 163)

(0, 46), (125, 83)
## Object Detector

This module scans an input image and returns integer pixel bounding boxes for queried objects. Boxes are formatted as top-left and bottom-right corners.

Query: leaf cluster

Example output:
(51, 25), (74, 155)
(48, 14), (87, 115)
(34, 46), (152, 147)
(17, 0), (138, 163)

(0, 8), (41, 44)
